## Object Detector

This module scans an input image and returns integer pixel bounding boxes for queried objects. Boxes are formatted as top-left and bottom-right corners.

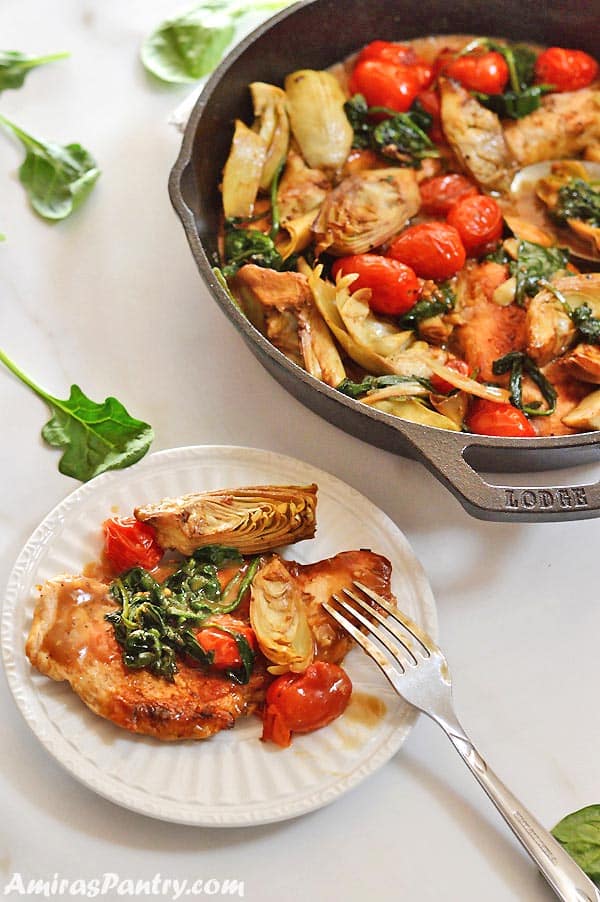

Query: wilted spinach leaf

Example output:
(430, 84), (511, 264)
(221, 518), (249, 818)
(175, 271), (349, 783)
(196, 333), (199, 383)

(474, 84), (553, 120)
(0, 114), (99, 220)
(344, 93), (438, 166)
(571, 304), (600, 345)
(552, 805), (600, 883)
(554, 178), (600, 228)
(222, 226), (286, 277)
(0, 50), (69, 92)
(513, 240), (570, 305)
(398, 282), (455, 329)
(492, 350), (557, 416)
(337, 374), (433, 399)
(0, 349), (153, 481)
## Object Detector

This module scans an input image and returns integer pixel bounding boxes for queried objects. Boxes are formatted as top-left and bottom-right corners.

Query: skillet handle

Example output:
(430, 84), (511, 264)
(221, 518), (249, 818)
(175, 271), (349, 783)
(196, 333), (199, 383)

(393, 422), (600, 522)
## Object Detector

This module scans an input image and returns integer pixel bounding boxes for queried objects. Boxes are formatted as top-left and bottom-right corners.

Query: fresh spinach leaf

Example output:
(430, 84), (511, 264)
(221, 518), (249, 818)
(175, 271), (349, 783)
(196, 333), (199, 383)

(337, 374), (433, 399)
(398, 282), (455, 329)
(554, 178), (600, 228)
(0, 50), (69, 92)
(107, 550), (258, 681)
(141, 0), (292, 84)
(513, 240), (570, 305)
(571, 304), (600, 345)
(552, 806), (600, 883)
(0, 349), (153, 481)
(0, 114), (100, 220)
(492, 350), (557, 416)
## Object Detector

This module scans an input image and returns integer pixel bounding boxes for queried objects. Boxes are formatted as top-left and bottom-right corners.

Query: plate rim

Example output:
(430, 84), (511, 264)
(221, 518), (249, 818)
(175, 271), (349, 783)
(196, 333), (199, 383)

(1, 444), (438, 826)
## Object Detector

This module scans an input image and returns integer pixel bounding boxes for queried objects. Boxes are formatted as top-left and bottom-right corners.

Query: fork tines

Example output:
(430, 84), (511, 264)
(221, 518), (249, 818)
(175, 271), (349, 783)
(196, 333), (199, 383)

(322, 580), (432, 676)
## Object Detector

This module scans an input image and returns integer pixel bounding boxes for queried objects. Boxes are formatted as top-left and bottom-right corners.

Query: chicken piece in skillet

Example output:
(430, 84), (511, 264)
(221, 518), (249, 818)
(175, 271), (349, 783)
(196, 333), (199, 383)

(504, 87), (600, 165)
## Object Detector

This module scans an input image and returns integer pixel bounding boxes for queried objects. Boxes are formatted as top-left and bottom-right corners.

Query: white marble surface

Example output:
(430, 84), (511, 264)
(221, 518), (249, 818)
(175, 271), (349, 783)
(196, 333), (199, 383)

(1, 3), (599, 900)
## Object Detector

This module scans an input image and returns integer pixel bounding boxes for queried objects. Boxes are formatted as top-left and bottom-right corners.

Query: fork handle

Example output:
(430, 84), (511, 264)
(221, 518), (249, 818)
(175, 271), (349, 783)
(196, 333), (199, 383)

(440, 720), (600, 902)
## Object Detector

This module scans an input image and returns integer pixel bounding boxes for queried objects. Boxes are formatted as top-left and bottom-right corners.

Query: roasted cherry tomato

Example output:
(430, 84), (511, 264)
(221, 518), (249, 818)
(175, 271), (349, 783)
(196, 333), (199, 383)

(446, 194), (503, 255)
(441, 50), (509, 94)
(534, 47), (599, 92)
(349, 58), (432, 113)
(331, 254), (421, 315)
(196, 620), (257, 670)
(466, 400), (536, 437)
(103, 517), (163, 573)
(357, 40), (422, 67)
(429, 358), (470, 394)
(387, 222), (466, 280)
(419, 173), (479, 216)
(415, 88), (444, 143)
(261, 662), (352, 748)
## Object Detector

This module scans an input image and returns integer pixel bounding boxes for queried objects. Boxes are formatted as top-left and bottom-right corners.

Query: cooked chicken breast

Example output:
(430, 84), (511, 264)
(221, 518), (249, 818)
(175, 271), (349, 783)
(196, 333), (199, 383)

(453, 262), (527, 382)
(504, 87), (600, 165)
(135, 484), (318, 556)
(439, 78), (514, 193)
(26, 576), (269, 740)
(26, 551), (395, 741)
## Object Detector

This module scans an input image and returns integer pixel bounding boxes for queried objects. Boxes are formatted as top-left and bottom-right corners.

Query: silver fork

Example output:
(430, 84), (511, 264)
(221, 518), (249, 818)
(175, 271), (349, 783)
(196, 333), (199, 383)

(323, 582), (600, 902)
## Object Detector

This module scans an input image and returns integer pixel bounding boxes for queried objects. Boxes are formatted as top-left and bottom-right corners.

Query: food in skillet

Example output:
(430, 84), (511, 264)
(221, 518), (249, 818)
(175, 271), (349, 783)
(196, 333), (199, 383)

(26, 484), (394, 747)
(217, 36), (600, 437)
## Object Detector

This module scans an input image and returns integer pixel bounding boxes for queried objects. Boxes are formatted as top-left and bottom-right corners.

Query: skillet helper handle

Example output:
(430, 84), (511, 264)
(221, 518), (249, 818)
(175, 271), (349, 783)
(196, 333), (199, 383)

(395, 423), (600, 522)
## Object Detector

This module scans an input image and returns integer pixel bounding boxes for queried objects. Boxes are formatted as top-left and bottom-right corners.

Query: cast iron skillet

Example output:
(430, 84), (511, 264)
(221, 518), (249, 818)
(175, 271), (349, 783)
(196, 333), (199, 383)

(169, 0), (600, 522)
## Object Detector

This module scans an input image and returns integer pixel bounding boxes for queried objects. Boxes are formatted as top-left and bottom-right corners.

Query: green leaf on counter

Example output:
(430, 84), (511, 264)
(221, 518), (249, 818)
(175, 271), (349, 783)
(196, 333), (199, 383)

(0, 50), (69, 92)
(552, 806), (600, 883)
(0, 349), (153, 481)
(0, 114), (100, 220)
(141, 0), (293, 84)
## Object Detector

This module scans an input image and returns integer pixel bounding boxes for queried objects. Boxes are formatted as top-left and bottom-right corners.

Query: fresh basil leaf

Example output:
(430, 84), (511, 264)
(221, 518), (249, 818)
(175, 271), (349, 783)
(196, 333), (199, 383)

(554, 179), (600, 228)
(552, 805), (600, 883)
(0, 349), (153, 481)
(513, 240), (570, 305)
(0, 50), (69, 92)
(141, 1), (292, 84)
(0, 114), (99, 220)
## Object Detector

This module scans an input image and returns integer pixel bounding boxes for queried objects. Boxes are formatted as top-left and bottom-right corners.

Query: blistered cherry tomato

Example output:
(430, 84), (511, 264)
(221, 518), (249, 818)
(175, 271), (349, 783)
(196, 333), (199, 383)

(103, 517), (163, 573)
(466, 400), (536, 437)
(446, 194), (503, 255)
(420, 173), (479, 216)
(442, 50), (509, 94)
(331, 254), (421, 315)
(196, 620), (256, 670)
(429, 358), (470, 394)
(415, 88), (444, 143)
(349, 58), (432, 113)
(262, 662), (352, 748)
(387, 222), (466, 280)
(534, 47), (599, 92)
(357, 41), (421, 67)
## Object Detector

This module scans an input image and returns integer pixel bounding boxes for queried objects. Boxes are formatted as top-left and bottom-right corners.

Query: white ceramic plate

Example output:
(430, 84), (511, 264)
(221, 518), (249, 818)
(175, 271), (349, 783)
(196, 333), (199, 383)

(2, 445), (437, 826)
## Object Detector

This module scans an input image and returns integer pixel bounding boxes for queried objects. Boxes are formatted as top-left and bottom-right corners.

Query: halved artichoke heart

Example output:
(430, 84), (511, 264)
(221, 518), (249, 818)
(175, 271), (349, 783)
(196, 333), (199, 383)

(134, 484), (318, 556)
(312, 168), (420, 256)
(250, 556), (314, 674)
(284, 69), (354, 171)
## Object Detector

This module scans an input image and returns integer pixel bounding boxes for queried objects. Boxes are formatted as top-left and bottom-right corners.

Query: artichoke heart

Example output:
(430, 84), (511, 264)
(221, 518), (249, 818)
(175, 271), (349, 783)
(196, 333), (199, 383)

(371, 397), (461, 431)
(526, 284), (577, 366)
(221, 119), (267, 219)
(250, 556), (314, 674)
(285, 69), (353, 171)
(277, 150), (331, 223)
(134, 484), (318, 556)
(562, 389), (600, 431)
(250, 81), (290, 191)
(313, 168), (420, 256)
